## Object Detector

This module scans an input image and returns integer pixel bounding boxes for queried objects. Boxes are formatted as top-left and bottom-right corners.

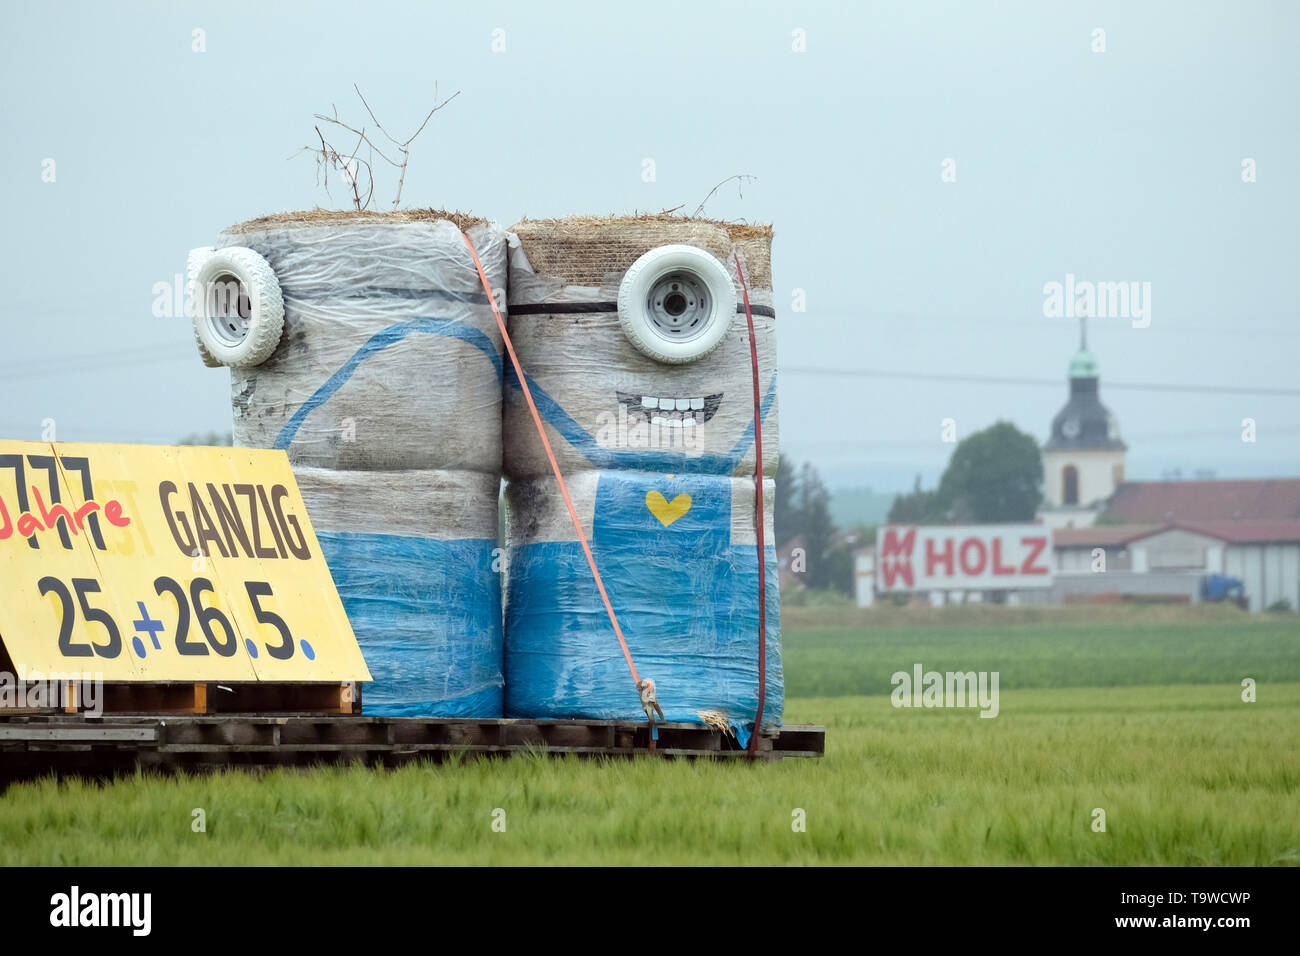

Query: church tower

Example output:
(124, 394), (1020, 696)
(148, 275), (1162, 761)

(1039, 318), (1127, 529)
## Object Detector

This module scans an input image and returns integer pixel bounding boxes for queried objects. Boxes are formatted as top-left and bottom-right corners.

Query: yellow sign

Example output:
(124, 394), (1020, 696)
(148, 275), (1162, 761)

(0, 441), (370, 683)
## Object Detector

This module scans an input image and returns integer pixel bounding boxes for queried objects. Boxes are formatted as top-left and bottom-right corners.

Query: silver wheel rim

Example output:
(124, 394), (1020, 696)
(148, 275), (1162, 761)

(644, 270), (714, 343)
(205, 273), (252, 346)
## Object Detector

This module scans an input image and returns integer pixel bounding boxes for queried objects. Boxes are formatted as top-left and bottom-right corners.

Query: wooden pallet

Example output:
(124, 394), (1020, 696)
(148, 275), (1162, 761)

(0, 715), (824, 778)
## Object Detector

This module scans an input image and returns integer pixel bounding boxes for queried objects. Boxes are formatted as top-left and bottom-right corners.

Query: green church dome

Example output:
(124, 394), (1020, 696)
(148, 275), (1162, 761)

(1069, 347), (1100, 379)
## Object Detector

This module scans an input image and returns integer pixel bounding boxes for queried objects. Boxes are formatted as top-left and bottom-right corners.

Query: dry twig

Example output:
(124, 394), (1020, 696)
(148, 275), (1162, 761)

(296, 84), (460, 211)
(692, 174), (757, 218)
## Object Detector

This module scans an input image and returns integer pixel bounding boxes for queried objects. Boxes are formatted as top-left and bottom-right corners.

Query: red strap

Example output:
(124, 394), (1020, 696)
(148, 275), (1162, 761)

(462, 232), (640, 688)
(734, 254), (767, 753)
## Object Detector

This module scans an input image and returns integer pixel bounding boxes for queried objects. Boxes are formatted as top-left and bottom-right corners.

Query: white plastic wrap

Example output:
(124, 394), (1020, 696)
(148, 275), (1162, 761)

(293, 466), (499, 540)
(220, 219), (508, 473)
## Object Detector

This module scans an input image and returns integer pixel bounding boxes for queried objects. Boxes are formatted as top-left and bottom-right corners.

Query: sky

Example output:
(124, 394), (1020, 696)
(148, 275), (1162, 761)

(2, 0), (1296, 493)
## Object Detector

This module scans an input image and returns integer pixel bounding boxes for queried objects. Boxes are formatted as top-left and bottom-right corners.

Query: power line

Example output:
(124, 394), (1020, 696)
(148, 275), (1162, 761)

(781, 365), (1300, 397)
(0, 342), (192, 366)
(0, 423), (182, 442)
(0, 347), (198, 381)
(789, 424), (1300, 450)
(789, 309), (1300, 337)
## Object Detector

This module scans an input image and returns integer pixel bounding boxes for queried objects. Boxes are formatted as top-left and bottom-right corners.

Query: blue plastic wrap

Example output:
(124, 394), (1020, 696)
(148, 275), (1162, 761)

(318, 531), (504, 716)
(505, 471), (782, 736)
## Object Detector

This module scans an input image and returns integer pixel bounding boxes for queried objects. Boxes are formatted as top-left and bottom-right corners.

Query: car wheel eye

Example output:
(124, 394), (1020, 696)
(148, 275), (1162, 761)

(617, 245), (735, 364)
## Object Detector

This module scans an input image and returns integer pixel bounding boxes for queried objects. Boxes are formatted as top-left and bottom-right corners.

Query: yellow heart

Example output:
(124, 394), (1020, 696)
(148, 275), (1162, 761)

(646, 490), (692, 527)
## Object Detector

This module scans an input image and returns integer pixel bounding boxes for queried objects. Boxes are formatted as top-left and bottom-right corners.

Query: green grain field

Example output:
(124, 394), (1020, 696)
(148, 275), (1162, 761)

(2, 606), (1298, 866)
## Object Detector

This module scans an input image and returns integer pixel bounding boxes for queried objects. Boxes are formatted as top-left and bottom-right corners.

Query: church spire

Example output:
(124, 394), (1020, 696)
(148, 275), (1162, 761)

(1068, 313), (1099, 379)
(1047, 324), (1125, 452)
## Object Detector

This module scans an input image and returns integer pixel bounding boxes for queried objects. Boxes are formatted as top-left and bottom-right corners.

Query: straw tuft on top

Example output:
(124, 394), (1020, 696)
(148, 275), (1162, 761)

(511, 212), (772, 241)
(225, 207), (488, 234)
(509, 214), (773, 288)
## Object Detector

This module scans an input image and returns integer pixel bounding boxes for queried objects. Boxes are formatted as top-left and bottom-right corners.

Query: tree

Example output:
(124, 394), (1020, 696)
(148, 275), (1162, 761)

(825, 542), (856, 596)
(774, 456), (800, 548)
(938, 421), (1042, 522)
(797, 463), (836, 589)
(775, 459), (850, 594)
(887, 474), (949, 524)
(177, 431), (233, 446)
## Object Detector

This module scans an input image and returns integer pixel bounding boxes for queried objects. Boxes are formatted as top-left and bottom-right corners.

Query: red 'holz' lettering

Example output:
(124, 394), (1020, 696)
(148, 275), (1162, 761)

(1020, 536), (1050, 574)
(926, 538), (954, 577)
(991, 539), (1016, 575)
(959, 537), (987, 576)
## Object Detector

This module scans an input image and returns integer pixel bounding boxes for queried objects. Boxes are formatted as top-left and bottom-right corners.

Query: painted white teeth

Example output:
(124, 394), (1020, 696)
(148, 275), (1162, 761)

(634, 395), (708, 416)
(652, 416), (665, 425)
(683, 417), (697, 426)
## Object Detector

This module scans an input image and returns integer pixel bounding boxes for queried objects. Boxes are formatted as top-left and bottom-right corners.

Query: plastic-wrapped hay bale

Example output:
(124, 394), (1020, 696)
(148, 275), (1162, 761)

(220, 212), (507, 473)
(502, 215), (782, 739)
(295, 466), (504, 716)
(202, 209), (507, 716)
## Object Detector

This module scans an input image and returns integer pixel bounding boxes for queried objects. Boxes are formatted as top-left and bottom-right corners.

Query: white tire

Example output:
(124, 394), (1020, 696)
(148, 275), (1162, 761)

(616, 244), (736, 364)
(191, 246), (284, 368)
(186, 247), (221, 367)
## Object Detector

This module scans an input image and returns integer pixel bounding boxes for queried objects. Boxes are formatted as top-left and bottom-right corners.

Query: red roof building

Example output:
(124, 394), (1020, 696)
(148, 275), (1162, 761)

(1105, 479), (1300, 523)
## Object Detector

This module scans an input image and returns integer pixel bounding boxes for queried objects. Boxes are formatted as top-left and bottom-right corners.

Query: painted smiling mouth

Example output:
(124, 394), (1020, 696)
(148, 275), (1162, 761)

(616, 391), (723, 427)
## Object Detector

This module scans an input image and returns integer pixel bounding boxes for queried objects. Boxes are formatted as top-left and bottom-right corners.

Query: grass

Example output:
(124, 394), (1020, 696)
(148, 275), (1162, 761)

(1, 606), (1298, 865)
(782, 604), (1300, 697)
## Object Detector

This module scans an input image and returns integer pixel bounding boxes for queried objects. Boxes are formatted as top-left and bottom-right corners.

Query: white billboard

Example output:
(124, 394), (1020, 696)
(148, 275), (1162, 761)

(876, 524), (1054, 592)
